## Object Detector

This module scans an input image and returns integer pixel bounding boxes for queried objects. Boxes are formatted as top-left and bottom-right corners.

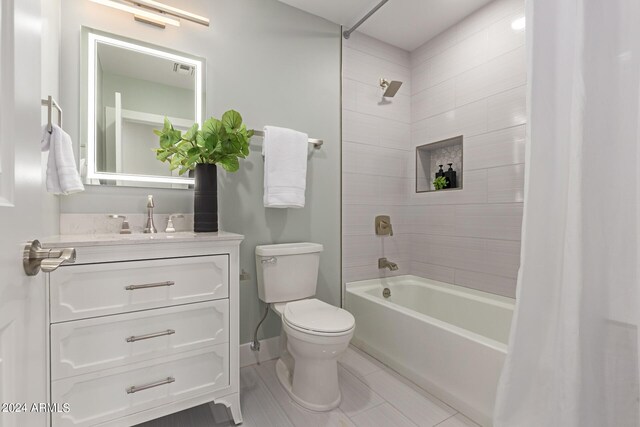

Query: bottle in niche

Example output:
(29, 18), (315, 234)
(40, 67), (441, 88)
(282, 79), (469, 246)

(444, 163), (457, 189)
(435, 164), (445, 180)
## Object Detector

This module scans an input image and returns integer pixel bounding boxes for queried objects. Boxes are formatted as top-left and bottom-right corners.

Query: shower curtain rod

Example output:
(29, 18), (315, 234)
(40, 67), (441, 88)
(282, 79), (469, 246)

(343, 0), (389, 40)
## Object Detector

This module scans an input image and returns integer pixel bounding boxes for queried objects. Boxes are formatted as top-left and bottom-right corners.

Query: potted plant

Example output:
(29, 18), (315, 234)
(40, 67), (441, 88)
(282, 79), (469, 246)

(433, 176), (448, 191)
(154, 110), (253, 232)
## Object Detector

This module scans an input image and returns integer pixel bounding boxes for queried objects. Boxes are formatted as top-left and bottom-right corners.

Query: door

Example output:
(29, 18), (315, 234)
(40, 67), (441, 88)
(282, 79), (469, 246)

(0, 0), (49, 426)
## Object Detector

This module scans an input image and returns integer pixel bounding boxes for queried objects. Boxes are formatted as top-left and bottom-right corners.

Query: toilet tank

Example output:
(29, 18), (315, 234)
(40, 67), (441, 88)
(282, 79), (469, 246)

(255, 242), (323, 303)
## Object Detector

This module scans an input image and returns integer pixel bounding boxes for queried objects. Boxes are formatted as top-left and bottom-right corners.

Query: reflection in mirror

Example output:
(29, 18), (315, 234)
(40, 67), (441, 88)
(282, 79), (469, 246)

(83, 29), (203, 188)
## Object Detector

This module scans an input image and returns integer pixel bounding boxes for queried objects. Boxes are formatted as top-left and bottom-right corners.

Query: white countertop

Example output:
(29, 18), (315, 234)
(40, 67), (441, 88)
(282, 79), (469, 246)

(42, 231), (244, 248)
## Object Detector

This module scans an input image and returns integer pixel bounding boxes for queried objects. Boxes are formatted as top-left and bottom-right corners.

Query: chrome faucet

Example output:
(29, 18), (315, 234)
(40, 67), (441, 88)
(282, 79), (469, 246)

(143, 195), (157, 234)
(378, 257), (398, 271)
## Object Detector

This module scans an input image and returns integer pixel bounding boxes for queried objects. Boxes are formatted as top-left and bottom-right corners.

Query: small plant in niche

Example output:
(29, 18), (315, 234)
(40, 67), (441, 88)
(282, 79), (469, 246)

(153, 109), (253, 174)
(433, 176), (448, 190)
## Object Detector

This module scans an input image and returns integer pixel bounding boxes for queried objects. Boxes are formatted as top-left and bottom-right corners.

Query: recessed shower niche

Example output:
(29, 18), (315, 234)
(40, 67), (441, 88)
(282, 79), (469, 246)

(416, 136), (463, 192)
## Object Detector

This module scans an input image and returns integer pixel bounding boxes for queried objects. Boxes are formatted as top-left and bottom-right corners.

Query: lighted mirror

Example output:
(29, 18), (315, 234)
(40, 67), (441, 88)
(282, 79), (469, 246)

(81, 29), (204, 187)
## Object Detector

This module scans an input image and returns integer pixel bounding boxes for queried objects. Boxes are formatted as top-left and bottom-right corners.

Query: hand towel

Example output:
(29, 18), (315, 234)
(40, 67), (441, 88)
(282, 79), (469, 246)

(262, 126), (308, 208)
(41, 124), (85, 195)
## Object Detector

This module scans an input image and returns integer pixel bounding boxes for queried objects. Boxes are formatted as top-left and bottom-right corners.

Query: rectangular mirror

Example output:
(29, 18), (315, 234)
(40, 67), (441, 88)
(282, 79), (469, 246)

(81, 28), (204, 188)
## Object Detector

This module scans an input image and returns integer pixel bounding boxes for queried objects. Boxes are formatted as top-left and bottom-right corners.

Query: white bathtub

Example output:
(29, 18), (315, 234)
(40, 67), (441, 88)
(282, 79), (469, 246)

(345, 275), (514, 427)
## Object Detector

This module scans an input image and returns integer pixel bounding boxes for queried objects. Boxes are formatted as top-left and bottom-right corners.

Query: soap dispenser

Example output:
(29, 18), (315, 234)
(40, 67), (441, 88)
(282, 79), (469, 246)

(435, 164), (445, 180)
(444, 163), (457, 189)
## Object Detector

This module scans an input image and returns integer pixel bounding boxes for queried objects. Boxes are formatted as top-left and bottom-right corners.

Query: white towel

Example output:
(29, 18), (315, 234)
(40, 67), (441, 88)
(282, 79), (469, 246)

(262, 126), (308, 208)
(41, 124), (85, 195)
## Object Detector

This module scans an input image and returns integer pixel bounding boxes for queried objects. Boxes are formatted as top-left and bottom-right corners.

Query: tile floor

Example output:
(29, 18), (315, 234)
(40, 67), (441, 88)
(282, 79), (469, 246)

(138, 345), (479, 427)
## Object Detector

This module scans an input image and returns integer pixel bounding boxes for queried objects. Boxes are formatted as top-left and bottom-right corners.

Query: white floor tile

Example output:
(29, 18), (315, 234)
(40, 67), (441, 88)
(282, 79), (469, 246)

(351, 403), (418, 427)
(234, 366), (294, 427)
(338, 345), (385, 378)
(436, 413), (481, 427)
(138, 367), (292, 427)
(254, 360), (356, 427)
(363, 369), (456, 427)
(338, 366), (385, 417)
(141, 347), (483, 427)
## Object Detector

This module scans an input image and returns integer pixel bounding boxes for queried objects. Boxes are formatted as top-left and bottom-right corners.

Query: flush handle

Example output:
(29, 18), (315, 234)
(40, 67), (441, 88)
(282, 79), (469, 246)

(23, 240), (76, 276)
(260, 257), (277, 264)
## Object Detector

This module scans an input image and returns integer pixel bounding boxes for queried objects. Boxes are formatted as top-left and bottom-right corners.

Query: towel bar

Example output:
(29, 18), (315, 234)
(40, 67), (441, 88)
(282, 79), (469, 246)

(251, 129), (323, 149)
(41, 95), (62, 133)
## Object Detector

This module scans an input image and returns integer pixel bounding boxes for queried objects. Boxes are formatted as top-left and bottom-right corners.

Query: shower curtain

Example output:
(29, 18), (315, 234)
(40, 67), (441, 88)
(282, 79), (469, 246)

(493, 0), (640, 426)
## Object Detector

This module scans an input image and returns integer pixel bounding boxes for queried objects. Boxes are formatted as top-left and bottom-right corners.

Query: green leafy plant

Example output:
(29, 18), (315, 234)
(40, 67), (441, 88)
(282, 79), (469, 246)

(154, 109), (254, 174)
(433, 176), (448, 190)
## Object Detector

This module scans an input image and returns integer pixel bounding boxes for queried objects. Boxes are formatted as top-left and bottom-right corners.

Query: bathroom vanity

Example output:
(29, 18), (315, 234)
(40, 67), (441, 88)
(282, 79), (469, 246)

(41, 232), (243, 427)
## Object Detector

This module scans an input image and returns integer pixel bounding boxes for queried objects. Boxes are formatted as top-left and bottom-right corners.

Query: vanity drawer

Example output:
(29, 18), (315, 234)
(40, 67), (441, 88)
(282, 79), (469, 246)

(51, 345), (229, 427)
(50, 300), (229, 380)
(50, 255), (228, 322)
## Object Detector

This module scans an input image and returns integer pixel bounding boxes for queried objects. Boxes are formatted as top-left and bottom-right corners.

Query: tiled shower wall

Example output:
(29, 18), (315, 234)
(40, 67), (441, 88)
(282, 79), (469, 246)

(342, 32), (412, 283)
(408, 0), (526, 297)
(342, 0), (526, 298)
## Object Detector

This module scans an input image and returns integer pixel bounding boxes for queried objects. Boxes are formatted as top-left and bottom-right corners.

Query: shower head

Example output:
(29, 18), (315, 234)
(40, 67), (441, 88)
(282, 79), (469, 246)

(380, 78), (403, 97)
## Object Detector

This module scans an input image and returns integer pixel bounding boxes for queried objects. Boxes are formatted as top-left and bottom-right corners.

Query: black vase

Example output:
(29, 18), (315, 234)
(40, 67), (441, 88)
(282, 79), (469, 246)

(194, 163), (218, 232)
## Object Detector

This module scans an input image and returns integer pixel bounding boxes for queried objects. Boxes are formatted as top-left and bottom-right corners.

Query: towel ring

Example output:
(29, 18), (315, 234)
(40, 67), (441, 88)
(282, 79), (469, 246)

(41, 95), (62, 133)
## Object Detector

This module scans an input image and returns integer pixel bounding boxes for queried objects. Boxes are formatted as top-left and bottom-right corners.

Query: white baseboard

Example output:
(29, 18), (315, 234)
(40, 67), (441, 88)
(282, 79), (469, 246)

(240, 336), (281, 368)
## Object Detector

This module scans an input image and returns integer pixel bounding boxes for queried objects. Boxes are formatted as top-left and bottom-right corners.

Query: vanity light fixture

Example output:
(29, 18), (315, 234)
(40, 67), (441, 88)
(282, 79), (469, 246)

(89, 0), (210, 28)
(124, 0), (210, 27)
(89, 0), (180, 28)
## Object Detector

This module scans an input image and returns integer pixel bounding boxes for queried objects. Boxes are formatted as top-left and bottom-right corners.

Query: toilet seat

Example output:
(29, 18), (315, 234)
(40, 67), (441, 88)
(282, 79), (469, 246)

(282, 298), (355, 335)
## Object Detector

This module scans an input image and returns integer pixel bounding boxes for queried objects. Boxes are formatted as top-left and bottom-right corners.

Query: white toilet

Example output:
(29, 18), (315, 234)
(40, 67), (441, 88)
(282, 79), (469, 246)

(255, 242), (355, 411)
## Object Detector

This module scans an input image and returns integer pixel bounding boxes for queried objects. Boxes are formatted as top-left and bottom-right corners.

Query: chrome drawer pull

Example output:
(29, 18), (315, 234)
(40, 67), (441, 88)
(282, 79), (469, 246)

(125, 280), (175, 290)
(126, 377), (175, 394)
(126, 329), (175, 343)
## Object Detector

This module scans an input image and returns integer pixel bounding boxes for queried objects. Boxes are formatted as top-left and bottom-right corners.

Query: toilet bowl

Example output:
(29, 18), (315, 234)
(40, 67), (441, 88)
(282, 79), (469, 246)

(272, 298), (355, 411)
(255, 242), (355, 411)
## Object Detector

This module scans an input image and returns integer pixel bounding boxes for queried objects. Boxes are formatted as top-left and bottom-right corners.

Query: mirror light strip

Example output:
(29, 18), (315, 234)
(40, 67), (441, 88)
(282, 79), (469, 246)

(86, 32), (203, 186)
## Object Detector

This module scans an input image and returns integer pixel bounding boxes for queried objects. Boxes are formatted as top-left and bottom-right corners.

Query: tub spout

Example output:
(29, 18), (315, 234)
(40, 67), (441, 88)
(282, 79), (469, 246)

(378, 257), (398, 271)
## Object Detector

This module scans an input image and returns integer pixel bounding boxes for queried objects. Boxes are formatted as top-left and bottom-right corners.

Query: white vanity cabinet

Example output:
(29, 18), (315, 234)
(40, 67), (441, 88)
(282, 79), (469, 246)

(42, 232), (243, 427)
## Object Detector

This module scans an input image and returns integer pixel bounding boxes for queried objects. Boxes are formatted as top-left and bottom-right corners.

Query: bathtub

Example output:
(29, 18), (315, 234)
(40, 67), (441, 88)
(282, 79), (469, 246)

(345, 275), (514, 427)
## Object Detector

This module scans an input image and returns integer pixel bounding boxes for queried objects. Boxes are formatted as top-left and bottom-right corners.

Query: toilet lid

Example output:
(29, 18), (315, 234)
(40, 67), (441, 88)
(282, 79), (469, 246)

(283, 299), (355, 333)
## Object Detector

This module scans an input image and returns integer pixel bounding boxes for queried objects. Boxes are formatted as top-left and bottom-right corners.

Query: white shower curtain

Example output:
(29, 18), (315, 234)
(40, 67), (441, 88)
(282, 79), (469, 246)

(493, 0), (640, 426)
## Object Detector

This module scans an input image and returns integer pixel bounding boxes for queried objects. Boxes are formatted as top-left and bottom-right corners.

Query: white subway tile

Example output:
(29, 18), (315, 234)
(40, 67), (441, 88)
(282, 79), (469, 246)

(343, 110), (382, 146)
(487, 163), (525, 203)
(487, 9), (526, 60)
(454, 269), (517, 298)
(424, 98), (488, 142)
(345, 31), (411, 67)
(356, 81), (411, 123)
(455, 0), (525, 41)
(343, 47), (411, 95)
(411, 79), (456, 122)
(454, 203), (524, 241)
(455, 46), (526, 107)
(464, 125), (526, 170)
(410, 261), (456, 283)
(487, 85), (527, 131)
(343, 78), (358, 111)
(343, 142), (410, 178)
(411, 29), (459, 68)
